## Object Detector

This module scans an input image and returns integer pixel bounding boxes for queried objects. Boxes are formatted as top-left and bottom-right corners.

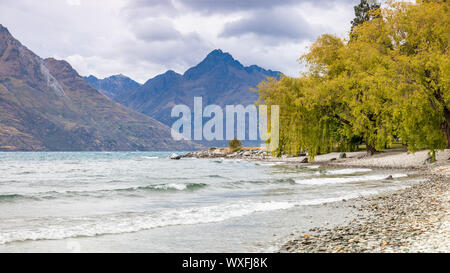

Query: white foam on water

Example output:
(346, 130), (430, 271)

(295, 173), (408, 185)
(152, 183), (188, 191)
(0, 152), (418, 248)
(324, 168), (372, 175)
(296, 186), (407, 205)
(257, 162), (285, 166)
(0, 201), (295, 244)
(0, 182), (204, 200)
(0, 184), (411, 245)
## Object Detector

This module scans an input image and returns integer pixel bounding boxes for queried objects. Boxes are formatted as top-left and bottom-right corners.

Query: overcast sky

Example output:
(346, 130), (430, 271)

(0, 0), (359, 83)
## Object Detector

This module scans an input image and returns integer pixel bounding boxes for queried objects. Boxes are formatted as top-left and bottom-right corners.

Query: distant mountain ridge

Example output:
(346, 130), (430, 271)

(0, 24), (199, 151)
(83, 74), (141, 99)
(115, 49), (281, 128)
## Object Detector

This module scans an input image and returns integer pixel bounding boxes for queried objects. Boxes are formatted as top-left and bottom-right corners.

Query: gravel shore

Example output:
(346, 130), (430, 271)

(185, 148), (449, 252)
(263, 149), (450, 252)
(266, 149), (450, 170)
(280, 173), (449, 253)
(279, 149), (449, 253)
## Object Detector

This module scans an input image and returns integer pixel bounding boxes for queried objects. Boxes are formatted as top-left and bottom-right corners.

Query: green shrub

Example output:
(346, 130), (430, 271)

(228, 138), (242, 152)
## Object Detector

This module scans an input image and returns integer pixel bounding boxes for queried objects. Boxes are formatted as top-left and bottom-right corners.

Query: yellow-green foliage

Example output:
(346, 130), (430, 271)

(256, 0), (449, 159)
(228, 138), (242, 152)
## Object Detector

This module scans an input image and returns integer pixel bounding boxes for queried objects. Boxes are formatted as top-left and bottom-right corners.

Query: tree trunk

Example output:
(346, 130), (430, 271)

(365, 139), (377, 156)
(444, 107), (450, 149)
(444, 121), (450, 149)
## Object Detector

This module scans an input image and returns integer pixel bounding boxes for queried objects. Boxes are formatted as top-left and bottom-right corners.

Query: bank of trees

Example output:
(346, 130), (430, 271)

(257, 0), (449, 160)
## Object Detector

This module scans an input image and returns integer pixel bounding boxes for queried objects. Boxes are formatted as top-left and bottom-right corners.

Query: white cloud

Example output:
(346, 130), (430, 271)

(0, 0), (359, 82)
(66, 0), (81, 6)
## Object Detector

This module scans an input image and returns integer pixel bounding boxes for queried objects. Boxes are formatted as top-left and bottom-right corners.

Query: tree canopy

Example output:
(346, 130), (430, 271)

(351, 0), (381, 30)
(256, 0), (449, 160)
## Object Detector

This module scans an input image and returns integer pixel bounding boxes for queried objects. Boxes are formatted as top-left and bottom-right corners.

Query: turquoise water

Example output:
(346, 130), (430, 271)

(0, 152), (418, 252)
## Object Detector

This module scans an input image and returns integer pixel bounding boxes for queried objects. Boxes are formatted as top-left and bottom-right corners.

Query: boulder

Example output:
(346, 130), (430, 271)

(212, 149), (225, 156)
(300, 157), (308, 163)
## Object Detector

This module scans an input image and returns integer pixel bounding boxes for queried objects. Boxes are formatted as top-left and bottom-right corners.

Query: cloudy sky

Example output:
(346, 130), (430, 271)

(0, 0), (359, 83)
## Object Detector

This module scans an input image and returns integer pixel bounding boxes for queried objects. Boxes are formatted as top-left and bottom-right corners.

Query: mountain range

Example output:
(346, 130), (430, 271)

(115, 49), (280, 126)
(0, 24), (199, 151)
(0, 23), (281, 151)
(84, 49), (281, 146)
(83, 74), (141, 99)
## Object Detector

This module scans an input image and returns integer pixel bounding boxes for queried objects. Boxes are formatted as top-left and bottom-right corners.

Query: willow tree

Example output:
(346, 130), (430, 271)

(337, 8), (400, 155)
(256, 0), (449, 159)
(257, 31), (399, 157)
(301, 21), (399, 155)
(386, 0), (450, 154)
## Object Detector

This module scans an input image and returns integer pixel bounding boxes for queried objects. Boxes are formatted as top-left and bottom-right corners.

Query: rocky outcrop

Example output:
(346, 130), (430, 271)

(183, 147), (268, 160)
(170, 153), (182, 160)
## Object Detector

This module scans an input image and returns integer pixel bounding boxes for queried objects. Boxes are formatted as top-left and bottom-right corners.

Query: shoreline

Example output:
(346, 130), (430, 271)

(280, 150), (449, 252)
(185, 148), (450, 252)
(0, 149), (447, 252)
(280, 173), (449, 253)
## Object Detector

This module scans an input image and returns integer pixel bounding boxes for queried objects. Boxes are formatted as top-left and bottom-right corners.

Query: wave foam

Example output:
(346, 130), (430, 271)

(295, 173), (407, 185)
(324, 168), (372, 175)
(0, 183), (207, 203)
(0, 186), (409, 245)
(0, 201), (294, 244)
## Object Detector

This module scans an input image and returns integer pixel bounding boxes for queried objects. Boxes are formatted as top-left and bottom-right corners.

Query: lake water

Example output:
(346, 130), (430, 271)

(0, 152), (421, 252)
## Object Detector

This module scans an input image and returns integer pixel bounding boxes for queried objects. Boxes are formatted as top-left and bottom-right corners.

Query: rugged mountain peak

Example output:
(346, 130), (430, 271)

(107, 74), (129, 80)
(85, 75), (98, 81)
(142, 70), (180, 85)
(0, 25), (35, 78)
(86, 74), (127, 81)
(0, 25), (199, 151)
(0, 24), (10, 34)
(140, 69), (182, 92)
(116, 48), (282, 140)
(163, 70), (180, 77)
(45, 58), (80, 77)
(158, 69), (182, 80)
(183, 49), (244, 80)
(83, 73), (141, 98)
(0, 29), (69, 98)
(204, 49), (238, 64)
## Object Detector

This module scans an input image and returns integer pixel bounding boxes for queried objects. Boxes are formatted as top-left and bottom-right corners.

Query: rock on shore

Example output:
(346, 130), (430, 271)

(183, 147), (268, 160)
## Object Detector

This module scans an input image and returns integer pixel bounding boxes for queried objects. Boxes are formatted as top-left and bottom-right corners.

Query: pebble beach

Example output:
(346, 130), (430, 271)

(280, 149), (450, 253)
(185, 148), (450, 253)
